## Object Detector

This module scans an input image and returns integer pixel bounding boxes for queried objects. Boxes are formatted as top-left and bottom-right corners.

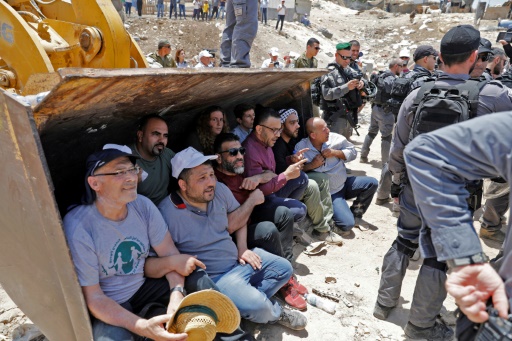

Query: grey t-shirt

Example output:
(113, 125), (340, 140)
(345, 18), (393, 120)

(64, 195), (168, 304)
(158, 182), (240, 279)
(130, 144), (175, 206)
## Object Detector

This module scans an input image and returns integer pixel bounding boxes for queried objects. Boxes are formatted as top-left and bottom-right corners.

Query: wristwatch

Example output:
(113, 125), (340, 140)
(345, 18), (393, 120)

(170, 286), (187, 296)
(446, 252), (489, 269)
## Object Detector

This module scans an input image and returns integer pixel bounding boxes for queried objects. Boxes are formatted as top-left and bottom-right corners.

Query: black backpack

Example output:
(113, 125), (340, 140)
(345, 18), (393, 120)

(372, 71), (394, 106)
(498, 71), (512, 89)
(387, 71), (433, 115)
(408, 79), (487, 142)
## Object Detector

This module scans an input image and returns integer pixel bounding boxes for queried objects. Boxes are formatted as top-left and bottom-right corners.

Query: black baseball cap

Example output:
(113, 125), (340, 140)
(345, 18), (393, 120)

(478, 38), (493, 54)
(413, 45), (439, 61)
(440, 25), (480, 55)
(82, 145), (139, 204)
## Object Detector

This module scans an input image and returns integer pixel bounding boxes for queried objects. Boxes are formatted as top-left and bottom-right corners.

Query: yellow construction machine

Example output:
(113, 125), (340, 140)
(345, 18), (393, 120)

(0, 2), (327, 339)
(0, 0), (147, 95)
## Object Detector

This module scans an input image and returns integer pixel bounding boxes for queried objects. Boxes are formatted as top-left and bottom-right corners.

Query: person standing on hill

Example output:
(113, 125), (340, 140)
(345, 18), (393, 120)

(276, 0), (286, 31)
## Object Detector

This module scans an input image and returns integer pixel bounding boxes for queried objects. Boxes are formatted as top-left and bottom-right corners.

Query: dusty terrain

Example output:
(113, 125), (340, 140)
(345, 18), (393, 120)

(0, 2), (507, 340)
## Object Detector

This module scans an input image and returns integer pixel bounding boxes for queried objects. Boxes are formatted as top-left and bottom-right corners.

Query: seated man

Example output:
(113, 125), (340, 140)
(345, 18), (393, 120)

(231, 103), (255, 143)
(243, 107), (308, 222)
(64, 145), (203, 340)
(158, 147), (308, 331)
(296, 118), (378, 234)
(214, 133), (308, 310)
(147, 39), (177, 68)
(130, 114), (175, 205)
(272, 109), (342, 245)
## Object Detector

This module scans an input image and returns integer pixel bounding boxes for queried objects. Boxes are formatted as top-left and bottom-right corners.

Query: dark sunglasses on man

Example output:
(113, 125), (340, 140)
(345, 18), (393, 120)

(219, 147), (246, 156)
(337, 53), (351, 60)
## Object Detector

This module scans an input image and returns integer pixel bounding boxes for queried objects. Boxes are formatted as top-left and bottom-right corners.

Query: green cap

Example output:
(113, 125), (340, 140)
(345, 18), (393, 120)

(336, 42), (351, 50)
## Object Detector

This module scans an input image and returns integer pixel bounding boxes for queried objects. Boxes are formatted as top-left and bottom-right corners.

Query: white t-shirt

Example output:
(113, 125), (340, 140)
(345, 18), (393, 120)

(277, 4), (286, 15)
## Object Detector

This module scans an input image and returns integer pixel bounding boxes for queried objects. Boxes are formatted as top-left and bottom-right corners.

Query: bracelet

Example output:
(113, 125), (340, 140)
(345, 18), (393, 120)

(170, 286), (187, 296)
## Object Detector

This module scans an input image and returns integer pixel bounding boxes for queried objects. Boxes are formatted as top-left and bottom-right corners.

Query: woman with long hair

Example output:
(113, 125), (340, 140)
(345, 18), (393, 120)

(175, 49), (188, 68)
(187, 106), (230, 155)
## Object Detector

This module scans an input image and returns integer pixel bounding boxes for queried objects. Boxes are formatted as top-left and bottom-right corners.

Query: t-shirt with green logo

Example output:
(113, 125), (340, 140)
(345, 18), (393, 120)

(64, 195), (168, 304)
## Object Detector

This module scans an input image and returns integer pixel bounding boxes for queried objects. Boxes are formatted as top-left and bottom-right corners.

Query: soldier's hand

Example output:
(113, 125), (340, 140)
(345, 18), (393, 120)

(347, 79), (360, 90)
(284, 159), (307, 180)
(499, 40), (510, 46)
(446, 263), (508, 323)
(390, 183), (401, 198)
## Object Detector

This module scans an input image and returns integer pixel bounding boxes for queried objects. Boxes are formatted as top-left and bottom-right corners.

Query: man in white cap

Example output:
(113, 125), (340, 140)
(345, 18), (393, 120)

(195, 50), (214, 68)
(158, 147), (308, 331)
(261, 47), (287, 69)
(399, 48), (410, 73)
(64, 144), (204, 340)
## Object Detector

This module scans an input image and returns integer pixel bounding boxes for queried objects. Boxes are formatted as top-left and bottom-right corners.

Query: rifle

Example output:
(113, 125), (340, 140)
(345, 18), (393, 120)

(342, 98), (360, 136)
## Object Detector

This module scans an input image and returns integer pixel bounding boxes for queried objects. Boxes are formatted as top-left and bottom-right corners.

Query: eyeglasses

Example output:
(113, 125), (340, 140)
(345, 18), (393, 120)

(219, 147), (246, 156)
(478, 53), (490, 62)
(337, 53), (351, 61)
(259, 124), (283, 135)
(93, 166), (141, 178)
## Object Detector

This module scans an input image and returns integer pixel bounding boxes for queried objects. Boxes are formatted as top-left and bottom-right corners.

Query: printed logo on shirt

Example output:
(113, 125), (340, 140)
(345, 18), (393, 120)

(108, 237), (146, 275)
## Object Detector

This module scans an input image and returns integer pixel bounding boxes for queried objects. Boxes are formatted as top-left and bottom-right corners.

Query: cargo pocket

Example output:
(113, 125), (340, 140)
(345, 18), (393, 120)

(233, 0), (246, 18)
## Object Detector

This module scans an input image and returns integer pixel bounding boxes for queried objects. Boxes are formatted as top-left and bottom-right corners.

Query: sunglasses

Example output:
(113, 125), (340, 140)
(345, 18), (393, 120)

(478, 53), (490, 62)
(337, 53), (351, 60)
(314, 47), (321, 50)
(219, 147), (246, 156)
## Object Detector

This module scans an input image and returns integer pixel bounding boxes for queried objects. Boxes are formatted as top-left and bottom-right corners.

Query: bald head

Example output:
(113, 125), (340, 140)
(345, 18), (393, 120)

(305, 117), (324, 135)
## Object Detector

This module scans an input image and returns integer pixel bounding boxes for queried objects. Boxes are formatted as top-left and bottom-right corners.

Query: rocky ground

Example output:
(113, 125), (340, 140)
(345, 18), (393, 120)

(1, 2), (508, 340)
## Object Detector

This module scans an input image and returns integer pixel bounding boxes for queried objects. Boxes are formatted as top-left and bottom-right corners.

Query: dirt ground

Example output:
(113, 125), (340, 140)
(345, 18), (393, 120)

(0, 2), (507, 340)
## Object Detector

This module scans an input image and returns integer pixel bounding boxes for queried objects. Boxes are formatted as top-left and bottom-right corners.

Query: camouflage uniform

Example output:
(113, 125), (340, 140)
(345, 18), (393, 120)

(147, 52), (177, 68)
(294, 53), (318, 69)
(320, 63), (361, 139)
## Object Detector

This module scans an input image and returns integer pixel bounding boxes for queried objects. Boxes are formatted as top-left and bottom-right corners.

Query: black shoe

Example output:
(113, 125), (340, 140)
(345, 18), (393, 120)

(373, 301), (394, 320)
(404, 321), (454, 340)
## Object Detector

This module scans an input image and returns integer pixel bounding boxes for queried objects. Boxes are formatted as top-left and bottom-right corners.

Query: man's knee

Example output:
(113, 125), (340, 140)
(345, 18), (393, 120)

(368, 132), (378, 140)
(422, 257), (448, 273)
(274, 206), (294, 229)
(381, 134), (392, 142)
(185, 268), (218, 292)
(393, 236), (418, 258)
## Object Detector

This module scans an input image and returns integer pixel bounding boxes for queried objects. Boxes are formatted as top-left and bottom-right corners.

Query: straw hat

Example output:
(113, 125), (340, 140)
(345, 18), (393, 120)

(166, 290), (240, 341)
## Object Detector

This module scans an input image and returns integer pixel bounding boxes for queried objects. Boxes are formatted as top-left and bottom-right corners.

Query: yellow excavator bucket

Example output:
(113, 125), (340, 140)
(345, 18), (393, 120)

(0, 0), (147, 95)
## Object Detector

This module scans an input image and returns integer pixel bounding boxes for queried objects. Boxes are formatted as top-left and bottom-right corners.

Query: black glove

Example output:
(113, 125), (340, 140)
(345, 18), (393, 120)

(391, 183), (401, 198)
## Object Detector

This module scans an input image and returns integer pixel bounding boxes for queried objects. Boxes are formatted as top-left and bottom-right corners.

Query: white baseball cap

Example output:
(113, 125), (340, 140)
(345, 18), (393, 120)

(399, 48), (410, 58)
(269, 47), (279, 56)
(171, 147), (218, 179)
(198, 50), (213, 59)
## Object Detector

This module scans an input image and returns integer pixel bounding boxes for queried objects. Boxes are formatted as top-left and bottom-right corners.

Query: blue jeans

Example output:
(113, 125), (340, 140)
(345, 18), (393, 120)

(124, 2), (132, 15)
(220, 4), (225, 18)
(157, 3), (164, 17)
(169, 1), (177, 18)
(260, 7), (267, 24)
(185, 269), (255, 341)
(331, 176), (378, 231)
(179, 3), (186, 17)
(213, 248), (292, 323)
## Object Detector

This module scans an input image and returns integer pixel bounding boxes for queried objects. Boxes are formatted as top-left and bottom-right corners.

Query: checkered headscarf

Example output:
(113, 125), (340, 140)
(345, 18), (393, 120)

(278, 108), (298, 123)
